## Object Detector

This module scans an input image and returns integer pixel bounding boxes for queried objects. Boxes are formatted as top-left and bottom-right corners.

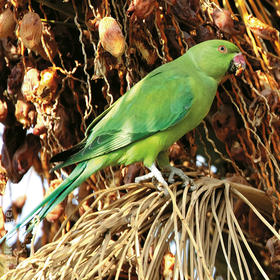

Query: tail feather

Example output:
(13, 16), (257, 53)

(0, 150), (117, 244)
(50, 141), (86, 164)
(0, 162), (89, 244)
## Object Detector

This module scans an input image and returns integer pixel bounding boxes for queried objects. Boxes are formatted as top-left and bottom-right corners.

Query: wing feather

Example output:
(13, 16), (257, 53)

(53, 61), (194, 170)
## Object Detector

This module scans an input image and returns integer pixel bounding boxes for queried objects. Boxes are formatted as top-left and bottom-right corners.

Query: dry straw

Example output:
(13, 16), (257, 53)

(2, 177), (279, 280)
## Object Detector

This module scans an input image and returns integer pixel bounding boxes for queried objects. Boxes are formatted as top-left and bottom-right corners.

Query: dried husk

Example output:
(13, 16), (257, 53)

(0, 8), (16, 39)
(36, 67), (58, 104)
(19, 11), (42, 50)
(1, 127), (27, 183)
(22, 67), (58, 105)
(12, 134), (41, 176)
(7, 61), (24, 96)
(1, 38), (21, 61)
(21, 67), (40, 102)
(98, 16), (125, 58)
(127, 0), (156, 19)
(212, 8), (244, 35)
(15, 99), (37, 128)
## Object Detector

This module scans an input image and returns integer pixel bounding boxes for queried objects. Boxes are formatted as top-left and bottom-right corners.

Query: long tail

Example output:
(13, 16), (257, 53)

(0, 156), (107, 243)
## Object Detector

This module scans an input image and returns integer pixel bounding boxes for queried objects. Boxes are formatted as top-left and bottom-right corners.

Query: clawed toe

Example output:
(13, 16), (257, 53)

(168, 176), (175, 184)
(166, 166), (197, 191)
(182, 178), (197, 191)
(134, 163), (197, 193)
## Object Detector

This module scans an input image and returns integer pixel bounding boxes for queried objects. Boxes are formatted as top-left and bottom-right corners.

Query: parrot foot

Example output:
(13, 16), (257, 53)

(166, 166), (196, 191)
(135, 163), (168, 193)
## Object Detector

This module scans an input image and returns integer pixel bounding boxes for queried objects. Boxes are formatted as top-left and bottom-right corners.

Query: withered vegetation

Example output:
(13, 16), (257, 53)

(0, 0), (280, 279)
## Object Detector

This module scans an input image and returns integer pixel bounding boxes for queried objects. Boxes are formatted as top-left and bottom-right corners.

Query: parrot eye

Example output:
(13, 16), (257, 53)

(218, 45), (227, 53)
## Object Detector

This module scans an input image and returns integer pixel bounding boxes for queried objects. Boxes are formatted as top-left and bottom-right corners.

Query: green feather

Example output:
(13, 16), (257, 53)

(52, 68), (194, 169)
(1, 40), (243, 243)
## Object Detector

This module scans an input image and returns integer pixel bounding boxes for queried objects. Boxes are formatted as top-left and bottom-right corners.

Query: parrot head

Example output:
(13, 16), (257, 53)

(188, 39), (246, 81)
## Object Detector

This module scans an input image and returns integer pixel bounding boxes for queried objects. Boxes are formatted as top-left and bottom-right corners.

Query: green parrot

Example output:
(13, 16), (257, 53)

(1, 39), (245, 242)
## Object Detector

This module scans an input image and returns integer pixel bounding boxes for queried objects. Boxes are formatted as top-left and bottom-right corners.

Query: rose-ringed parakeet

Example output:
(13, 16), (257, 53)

(1, 39), (245, 241)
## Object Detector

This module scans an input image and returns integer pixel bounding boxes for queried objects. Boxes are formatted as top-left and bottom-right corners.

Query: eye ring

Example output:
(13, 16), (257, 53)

(218, 45), (227, 53)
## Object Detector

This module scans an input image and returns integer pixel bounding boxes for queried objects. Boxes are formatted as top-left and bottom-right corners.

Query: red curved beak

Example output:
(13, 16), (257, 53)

(229, 53), (246, 76)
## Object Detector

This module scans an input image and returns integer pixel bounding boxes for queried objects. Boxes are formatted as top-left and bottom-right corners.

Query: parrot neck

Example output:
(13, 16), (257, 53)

(186, 49), (223, 83)
(183, 52), (220, 85)
(183, 52), (211, 81)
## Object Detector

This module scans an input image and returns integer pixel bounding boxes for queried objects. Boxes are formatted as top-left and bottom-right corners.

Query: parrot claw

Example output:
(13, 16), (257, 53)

(135, 172), (157, 184)
(135, 164), (196, 194)
(166, 166), (196, 191)
(135, 163), (169, 194)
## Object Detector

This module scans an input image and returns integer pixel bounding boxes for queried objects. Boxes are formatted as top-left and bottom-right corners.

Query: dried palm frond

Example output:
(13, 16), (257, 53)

(2, 177), (279, 280)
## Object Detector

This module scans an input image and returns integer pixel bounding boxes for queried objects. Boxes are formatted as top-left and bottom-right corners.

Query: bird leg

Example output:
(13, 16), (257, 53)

(134, 162), (196, 193)
(157, 150), (196, 191)
(135, 163), (168, 191)
(164, 165), (196, 191)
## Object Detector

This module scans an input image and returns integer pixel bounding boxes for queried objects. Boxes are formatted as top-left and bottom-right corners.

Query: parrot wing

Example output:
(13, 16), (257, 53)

(50, 100), (120, 163)
(52, 65), (194, 170)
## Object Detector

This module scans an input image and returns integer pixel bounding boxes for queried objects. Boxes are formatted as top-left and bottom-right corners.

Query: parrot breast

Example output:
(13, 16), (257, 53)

(116, 72), (218, 168)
